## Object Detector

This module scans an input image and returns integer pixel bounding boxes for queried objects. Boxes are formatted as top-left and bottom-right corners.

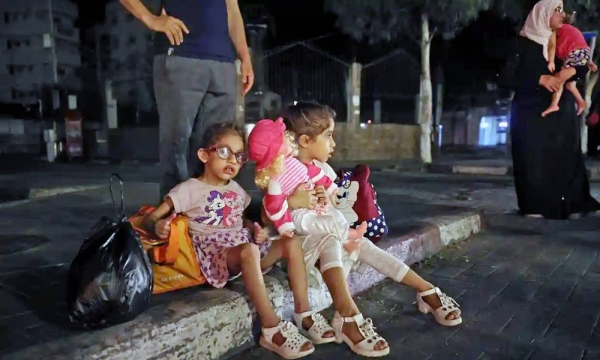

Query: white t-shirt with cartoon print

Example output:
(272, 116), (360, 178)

(167, 178), (251, 236)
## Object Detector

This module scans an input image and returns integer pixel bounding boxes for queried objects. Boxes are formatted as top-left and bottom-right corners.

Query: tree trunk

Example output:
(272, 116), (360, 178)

(419, 13), (433, 164)
(433, 65), (444, 155)
(582, 36), (597, 154)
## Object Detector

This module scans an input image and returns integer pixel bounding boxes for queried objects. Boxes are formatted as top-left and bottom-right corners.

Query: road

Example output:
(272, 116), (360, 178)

(232, 213), (600, 360)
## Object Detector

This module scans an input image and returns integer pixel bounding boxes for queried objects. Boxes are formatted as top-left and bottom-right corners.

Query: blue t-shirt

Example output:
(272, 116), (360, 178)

(155, 0), (236, 63)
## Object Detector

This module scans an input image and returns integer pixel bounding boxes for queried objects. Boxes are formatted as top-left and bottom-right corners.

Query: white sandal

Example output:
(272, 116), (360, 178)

(259, 320), (314, 359)
(294, 311), (336, 344)
(330, 312), (390, 357)
(417, 287), (462, 327)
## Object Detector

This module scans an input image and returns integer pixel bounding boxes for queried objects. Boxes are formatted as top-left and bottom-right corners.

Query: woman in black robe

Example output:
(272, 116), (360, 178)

(507, 0), (600, 219)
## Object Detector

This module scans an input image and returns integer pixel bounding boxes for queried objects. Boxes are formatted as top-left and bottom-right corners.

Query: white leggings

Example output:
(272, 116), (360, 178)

(318, 237), (410, 282)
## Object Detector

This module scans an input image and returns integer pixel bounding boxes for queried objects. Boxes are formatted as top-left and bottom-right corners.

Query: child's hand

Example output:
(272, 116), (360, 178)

(289, 185), (318, 210)
(155, 213), (176, 239)
(253, 222), (269, 243)
(548, 62), (555, 73)
(315, 186), (332, 206)
(590, 61), (598, 73)
(331, 194), (340, 206)
(331, 189), (340, 206)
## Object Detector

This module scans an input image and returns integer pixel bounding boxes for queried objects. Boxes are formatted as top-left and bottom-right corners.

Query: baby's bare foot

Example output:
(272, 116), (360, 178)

(576, 100), (587, 116)
(542, 105), (560, 117)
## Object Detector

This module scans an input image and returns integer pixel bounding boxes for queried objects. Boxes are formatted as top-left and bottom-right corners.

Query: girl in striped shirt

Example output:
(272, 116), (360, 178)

(278, 102), (463, 357)
(248, 118), (368, 260)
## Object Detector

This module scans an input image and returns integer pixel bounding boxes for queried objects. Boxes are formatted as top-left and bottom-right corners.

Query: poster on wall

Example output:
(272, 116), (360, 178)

(65, 115), (83, 160)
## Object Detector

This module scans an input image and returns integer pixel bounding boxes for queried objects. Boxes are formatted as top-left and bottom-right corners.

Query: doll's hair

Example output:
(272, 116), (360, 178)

(281, 101), (336, 140)
(255, 154), (284, 190)
(254, 131), (297, 190)
(193, 122), (246, 177)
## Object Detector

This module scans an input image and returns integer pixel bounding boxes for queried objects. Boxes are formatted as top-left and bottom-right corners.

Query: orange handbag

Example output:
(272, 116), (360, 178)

(129, 206), (206, 294)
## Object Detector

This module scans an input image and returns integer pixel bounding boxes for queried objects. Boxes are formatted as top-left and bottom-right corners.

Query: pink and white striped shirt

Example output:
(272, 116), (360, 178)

(263, 157), (337, 235)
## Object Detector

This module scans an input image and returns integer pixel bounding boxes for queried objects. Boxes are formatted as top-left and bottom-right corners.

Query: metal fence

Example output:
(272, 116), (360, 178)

(109, 77), (157, 127)
(361, 48), (421, 124)
(100, 40), (422, 127)
(257, 41), (350, 122)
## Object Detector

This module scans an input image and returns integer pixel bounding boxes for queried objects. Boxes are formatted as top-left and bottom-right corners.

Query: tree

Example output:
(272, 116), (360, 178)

(325, 0), (494, 164)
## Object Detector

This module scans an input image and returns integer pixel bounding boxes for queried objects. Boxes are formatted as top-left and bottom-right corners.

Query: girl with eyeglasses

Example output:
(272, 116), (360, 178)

(142, 122), (330, 359)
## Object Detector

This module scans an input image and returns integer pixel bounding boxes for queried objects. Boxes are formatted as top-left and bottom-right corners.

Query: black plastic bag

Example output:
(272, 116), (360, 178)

(67, 174), (153, 330)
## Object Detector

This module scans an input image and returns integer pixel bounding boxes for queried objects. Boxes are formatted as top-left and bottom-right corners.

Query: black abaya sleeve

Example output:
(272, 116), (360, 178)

(571, 65), (588, 82)
(498, 37), (548, 97)
(513, 37), (549, 96)
(497, 37), (520, 92)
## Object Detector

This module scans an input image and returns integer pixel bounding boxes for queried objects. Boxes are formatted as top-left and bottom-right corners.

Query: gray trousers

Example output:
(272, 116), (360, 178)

(153, 55), (236, 199)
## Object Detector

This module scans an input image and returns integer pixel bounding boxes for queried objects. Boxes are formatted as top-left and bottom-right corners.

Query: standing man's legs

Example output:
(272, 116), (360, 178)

(188, 60), (238, 178)
(153, 55), (210, 200)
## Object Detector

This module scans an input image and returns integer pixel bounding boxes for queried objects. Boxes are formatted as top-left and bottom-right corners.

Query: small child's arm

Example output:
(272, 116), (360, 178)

(243, 216), (269, 243)
(547, 32), (557, 72)
(307, 163), (338, 196)
(143, 198), (176, 239)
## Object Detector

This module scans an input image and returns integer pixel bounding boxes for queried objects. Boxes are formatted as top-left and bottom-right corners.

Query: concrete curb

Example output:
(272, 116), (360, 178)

(428, 164), (511, 176)
(429, 163), (600, 180)
(3, 211), (482, 360)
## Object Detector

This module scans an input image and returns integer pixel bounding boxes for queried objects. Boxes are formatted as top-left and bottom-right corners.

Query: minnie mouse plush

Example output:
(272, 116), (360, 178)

(335, 165), (388, 242)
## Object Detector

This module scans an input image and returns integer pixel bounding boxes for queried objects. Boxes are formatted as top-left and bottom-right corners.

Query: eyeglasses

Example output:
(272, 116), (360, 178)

(207, 146), (248, 163)
(555, 6), (564, 14)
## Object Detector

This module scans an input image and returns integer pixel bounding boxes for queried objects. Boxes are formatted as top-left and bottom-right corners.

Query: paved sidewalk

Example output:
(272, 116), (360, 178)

(2, 161), (599, 359)
(0, 168), (482, 359)
(235, 212), (600, 360)
(427, 154), (600, 180)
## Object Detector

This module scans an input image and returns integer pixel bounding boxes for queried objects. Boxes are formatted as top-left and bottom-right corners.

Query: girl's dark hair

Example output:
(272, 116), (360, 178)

(281, 101), (336, 139)
(194, 121), (246, 176)
(200, 121), (246, 148)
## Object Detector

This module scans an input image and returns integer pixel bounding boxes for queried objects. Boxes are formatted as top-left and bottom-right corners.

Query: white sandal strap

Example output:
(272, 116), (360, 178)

(337, 312), (364, 324)
(417, 287), (463, 327)
(436, 292), (461, 316)
(418, 287), (439, 297)
(262, 321), (283, 340)
(262, 321), (309, 346)
(333, 312), (382, 341)
(294, 311), (313, 320)
(294, 311), (335, 344)
(260, 321), (314, 358)
(332, 312), (388, 356)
